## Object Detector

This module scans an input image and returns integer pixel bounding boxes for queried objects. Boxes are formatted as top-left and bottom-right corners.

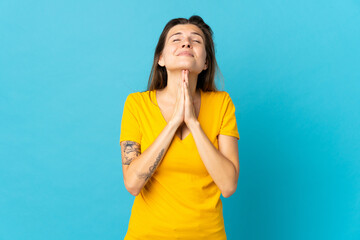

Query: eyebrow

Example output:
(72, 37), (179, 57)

(169, 32), (204, 41)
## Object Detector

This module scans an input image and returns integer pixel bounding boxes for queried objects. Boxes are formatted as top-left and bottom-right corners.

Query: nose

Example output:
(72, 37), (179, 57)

(182, 38), (192, 48)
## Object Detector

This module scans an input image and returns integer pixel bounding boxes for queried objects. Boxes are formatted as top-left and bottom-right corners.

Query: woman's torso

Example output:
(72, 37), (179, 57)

(121, 89), (238, 240)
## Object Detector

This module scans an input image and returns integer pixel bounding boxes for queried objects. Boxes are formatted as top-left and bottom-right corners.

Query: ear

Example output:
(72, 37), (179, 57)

(158, 54), (165, 67)
(203, 61), (208, 70)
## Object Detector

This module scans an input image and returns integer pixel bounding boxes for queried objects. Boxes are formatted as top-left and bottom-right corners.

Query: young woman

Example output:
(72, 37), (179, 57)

(120, 15), (240, 240)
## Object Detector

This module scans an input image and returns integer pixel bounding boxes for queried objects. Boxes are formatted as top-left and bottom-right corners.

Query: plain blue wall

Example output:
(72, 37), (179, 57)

(1, 0), (359, 239)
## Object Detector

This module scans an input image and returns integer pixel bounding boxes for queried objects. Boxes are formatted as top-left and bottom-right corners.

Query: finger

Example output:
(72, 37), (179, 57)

(181, 75), (185, 100)
(185, 70), (189, 84)
(182, 70), (186, 85)
(185, 81), (190, 100)
(181, 84), (185, 114)
(185, 71), (191, 101)
(184, 81), (188, 103)
(181, 70), (185, 89)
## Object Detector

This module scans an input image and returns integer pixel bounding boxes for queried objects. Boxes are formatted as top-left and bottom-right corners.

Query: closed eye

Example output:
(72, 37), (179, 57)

(173, 39), (201, 43)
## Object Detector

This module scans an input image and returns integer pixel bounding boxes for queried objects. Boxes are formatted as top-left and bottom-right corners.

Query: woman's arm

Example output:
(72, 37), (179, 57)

(187, 120), (239, 198)
(120, 120), (179, 196)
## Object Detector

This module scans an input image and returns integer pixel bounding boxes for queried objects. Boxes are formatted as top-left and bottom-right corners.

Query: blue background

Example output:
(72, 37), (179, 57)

(1, 0), (359, 239)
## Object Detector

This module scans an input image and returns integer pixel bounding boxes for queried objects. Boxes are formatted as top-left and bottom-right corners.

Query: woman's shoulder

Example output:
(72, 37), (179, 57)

(203, 90), (232, 103)
(125, 90), (150, 98)
(124, 90), (154, 106)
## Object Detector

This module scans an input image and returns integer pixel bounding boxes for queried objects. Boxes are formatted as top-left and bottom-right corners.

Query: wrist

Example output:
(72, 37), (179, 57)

(187, 119), (200, 132)
(167, 119), (181, 131)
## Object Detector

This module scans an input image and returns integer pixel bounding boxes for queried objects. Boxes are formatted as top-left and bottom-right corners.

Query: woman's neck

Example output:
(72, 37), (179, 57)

(162, 70), (198, 102)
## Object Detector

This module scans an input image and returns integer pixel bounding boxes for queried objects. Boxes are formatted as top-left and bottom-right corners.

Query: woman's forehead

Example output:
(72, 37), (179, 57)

(167, 24), (204, 39)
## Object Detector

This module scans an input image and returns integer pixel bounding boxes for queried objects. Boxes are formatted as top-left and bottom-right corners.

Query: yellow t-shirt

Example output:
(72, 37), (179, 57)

(120, 89), (240, 240)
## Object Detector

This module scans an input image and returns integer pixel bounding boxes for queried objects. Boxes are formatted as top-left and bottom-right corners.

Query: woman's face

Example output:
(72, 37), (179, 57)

(158, 24), (208, 74)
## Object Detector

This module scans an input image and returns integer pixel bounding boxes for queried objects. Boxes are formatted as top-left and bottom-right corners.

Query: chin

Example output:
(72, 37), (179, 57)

(167, 64), (202, 73)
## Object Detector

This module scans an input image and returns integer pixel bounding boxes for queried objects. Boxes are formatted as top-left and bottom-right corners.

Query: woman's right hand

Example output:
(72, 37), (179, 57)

(169, 70), (186, 127)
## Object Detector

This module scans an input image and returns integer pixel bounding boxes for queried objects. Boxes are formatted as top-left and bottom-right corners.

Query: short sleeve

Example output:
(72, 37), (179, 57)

(219, 93), (240, 140)
(119, 93), (142, 144)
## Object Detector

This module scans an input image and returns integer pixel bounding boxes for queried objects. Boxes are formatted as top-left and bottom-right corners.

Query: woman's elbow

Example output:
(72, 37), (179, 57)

(126, 185), (140, 196)
(124, 178), (141, 196)
(222, 184), (237, 198)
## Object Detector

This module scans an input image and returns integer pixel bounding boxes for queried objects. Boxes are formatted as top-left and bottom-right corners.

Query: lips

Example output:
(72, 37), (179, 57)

(178, 51), (194, 57)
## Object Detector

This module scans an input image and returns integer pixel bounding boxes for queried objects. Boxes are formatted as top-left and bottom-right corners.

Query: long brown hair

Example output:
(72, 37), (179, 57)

(146, 15), (224, 102)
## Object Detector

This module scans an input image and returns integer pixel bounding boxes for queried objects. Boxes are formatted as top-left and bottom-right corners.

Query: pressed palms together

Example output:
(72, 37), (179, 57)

(170, 69), (198, 129)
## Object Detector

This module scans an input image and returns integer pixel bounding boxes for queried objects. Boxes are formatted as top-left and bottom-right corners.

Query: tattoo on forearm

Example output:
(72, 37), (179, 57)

(121, 141), (141, 165)
(138, 149), (165, 181)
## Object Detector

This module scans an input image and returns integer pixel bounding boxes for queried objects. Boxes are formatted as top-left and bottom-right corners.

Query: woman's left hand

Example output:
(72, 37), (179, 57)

(183, 70), (197, 126)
